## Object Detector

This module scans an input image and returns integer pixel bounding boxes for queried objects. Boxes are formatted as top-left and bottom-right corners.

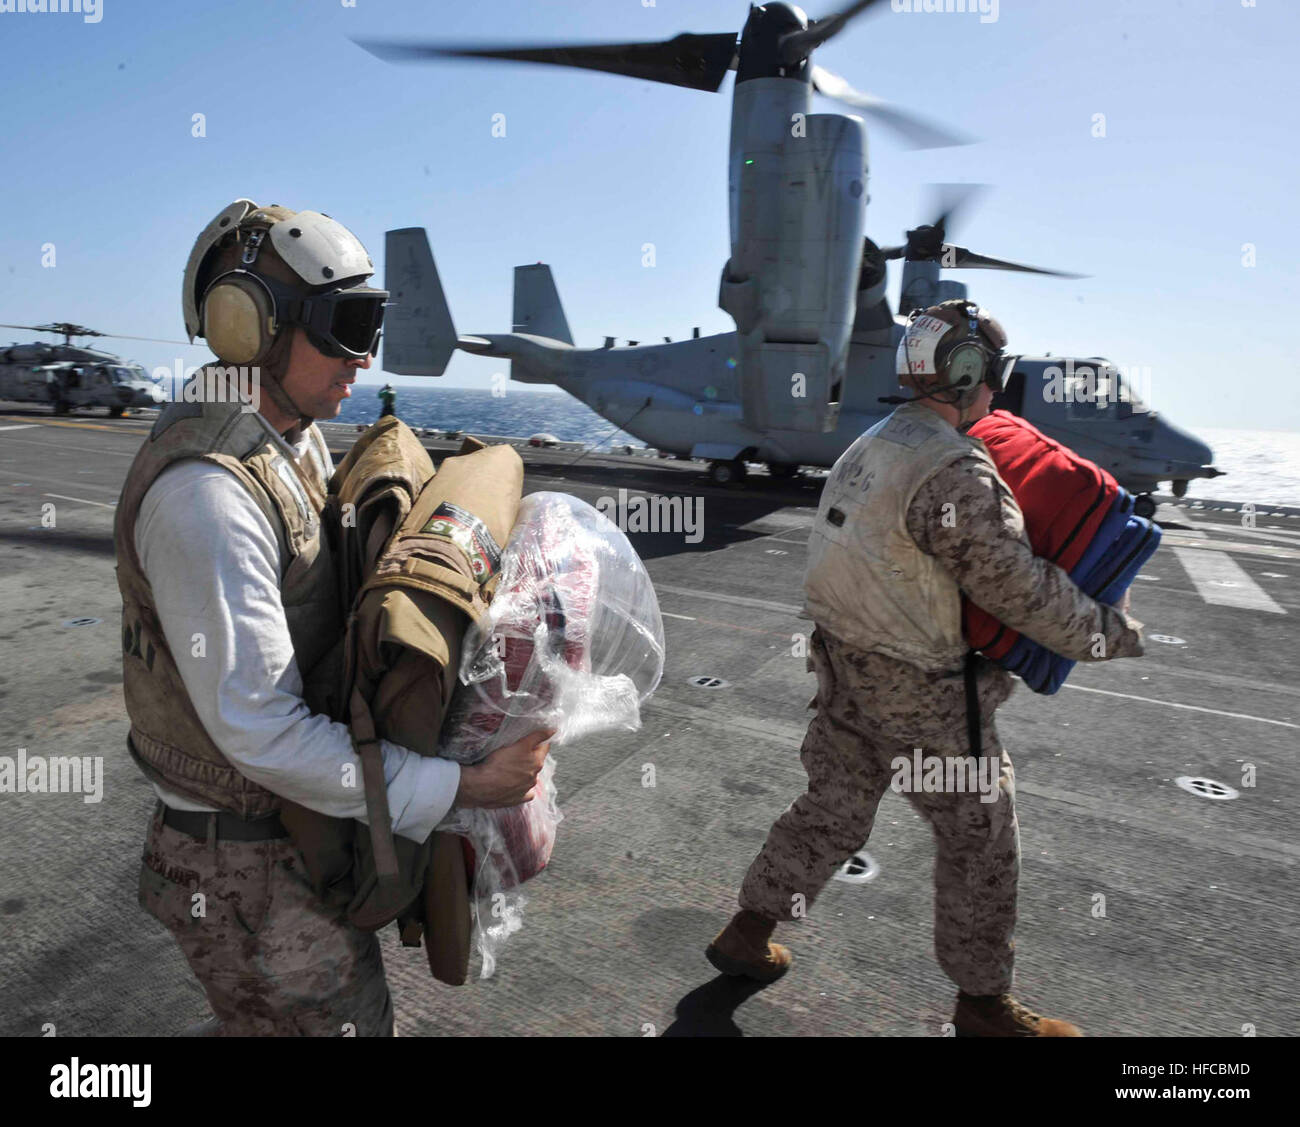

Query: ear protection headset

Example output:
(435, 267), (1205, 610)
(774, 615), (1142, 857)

(195, 212), (387, 367)
(935, 301), (1001, 395)
(887, 300), (1005, 406)
(201, 269), (280, 367)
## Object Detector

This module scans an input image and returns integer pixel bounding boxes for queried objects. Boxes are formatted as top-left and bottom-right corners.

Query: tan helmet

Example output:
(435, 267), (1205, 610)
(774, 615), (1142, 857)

(895, 298), (1008, 408)
(181, 200), (386, 420)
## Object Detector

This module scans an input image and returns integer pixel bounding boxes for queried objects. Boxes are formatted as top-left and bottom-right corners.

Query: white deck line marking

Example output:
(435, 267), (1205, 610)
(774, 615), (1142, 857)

(43, 492), (116, 509)
(658, 584), (1297, 719)
(0, 424), (39, 432)
(661, 612), (697, 621)
(1161, 536), (1300, 561)
(1061, 683), (1298, 728)
(1171, 547), (1285, 614)
(655, 582), (802, 617)
(0, 434), (135, 457)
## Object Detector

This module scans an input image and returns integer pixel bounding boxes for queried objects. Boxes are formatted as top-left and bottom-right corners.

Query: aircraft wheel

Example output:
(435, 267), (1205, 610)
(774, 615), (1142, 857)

(768, 462), (800, 480)
(53, 399), (70, 415)
(708, 459), (746, 486)
(1172, 479), (1189, 498)
(1134, 494), (1157, 520)
(108, 405), (126, 418)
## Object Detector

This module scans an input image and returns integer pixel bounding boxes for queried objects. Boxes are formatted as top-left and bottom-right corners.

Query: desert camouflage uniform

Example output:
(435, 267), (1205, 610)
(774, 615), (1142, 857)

(739, 450), (1143, 995)
(139, 802), (394, 1036)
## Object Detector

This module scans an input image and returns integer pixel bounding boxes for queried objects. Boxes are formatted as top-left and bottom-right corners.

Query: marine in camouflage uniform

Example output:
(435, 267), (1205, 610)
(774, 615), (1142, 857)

(139, 803), (393, 1036)
(707, 301), (1144, 1036)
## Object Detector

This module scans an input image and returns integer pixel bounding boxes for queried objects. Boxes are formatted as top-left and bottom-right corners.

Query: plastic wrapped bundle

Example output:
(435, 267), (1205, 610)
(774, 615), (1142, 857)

(436, 491), (665, 976)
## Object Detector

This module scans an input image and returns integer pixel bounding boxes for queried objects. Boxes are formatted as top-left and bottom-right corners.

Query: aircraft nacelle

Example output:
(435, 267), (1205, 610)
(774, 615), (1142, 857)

(721, 78), (867, 435)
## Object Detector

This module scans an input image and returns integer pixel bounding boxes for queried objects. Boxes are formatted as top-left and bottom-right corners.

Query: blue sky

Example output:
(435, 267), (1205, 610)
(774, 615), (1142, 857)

(0, 0), (1296, 431)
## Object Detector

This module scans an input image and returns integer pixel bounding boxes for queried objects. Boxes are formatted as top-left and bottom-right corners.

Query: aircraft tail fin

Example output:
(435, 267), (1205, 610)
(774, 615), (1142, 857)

(383, 228), (457, 376)
(512, 264), (572, 345)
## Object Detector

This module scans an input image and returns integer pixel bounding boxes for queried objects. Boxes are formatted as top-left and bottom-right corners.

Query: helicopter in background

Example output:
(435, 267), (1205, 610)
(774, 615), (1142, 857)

(364, 1), (1222, 517)
(0, 322), (168, 417)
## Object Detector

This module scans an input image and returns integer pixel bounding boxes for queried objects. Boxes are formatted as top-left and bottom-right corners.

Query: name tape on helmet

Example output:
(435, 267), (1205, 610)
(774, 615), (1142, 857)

(900, 314), (951, 376)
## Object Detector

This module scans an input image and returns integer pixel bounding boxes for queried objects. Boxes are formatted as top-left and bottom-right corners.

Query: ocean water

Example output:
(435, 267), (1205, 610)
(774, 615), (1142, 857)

(337, 387), (645, 450)
(339, 387), (1300, 508)
(1179, 428), (1300, 509)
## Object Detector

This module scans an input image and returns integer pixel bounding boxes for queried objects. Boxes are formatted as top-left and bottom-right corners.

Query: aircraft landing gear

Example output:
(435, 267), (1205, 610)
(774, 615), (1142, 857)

(1172, 479), (1189, 498)
(767, 462), (800, 481)
(1133, 493), (1157, 520)
(707, 459), (748, 486)
(53, 399), (70, 416)
(108, 405), (126, 418)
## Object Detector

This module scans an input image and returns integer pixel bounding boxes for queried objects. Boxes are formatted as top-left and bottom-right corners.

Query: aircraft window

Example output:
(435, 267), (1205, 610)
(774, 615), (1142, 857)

(990, 369), (1025, 415)
(1064, 367), (1116, 420)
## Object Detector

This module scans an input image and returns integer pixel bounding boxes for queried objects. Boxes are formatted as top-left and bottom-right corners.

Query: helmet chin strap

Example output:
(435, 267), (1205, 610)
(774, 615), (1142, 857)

(258, 329), (313, 429)
(262, 370), (312, 427)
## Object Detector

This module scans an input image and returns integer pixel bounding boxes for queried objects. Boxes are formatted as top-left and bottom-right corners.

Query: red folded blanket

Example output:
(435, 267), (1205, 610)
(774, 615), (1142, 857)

(962, 410), (1120, 658)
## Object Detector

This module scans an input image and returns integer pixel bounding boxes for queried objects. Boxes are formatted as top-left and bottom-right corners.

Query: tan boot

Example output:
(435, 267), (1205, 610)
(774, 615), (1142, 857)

(952, 992), (1083, 1037)
(706, 909), (793, 983)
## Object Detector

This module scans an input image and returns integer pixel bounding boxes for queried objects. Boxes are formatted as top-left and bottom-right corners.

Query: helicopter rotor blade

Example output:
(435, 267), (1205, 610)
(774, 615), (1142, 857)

(96, 332), (196, 345)
(779, 0), (884, 63)
(0, 323), (193, 346)
(353, 33), (740, 93)
(809, 66), (971, 148)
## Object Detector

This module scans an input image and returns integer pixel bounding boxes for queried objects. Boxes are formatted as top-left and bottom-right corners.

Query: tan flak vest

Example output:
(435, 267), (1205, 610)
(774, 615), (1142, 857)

(114, 395), (342, 819)
(803, 401), (986, 673)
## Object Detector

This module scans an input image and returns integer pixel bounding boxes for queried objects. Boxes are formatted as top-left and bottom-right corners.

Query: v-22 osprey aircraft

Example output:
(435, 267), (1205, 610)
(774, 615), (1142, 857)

(364, 1), (1222, 519)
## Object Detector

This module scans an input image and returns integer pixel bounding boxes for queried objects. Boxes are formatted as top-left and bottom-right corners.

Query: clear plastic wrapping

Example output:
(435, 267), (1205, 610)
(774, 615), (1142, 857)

(436, 491), (665, 977)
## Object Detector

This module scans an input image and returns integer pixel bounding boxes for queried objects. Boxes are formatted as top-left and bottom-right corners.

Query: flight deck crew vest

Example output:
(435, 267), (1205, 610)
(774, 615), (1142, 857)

(114, 390), (342, 818)
(802, 401), (984, 673)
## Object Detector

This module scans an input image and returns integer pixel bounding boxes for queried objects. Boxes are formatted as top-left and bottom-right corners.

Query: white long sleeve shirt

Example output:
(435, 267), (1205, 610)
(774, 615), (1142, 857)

(134, 421), (460, 843)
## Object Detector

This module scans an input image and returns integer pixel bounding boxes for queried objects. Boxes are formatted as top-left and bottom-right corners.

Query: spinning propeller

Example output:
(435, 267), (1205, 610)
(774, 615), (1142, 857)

(355, 1), (968, 150)
(879, 184), (1085, 277)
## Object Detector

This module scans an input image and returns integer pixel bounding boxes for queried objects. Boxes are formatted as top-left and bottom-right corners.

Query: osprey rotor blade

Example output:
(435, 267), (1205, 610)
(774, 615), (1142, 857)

(927, 182), (988, 239)
(353, 33), (740, 93)
(810, 66), (971, 149)
(944, 246), (1086, 278)
(779, 0), (885, 62)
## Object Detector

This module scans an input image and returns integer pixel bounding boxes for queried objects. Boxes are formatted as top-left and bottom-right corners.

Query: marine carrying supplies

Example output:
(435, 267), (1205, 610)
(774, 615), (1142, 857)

(962, 410), (1161, 693)
(286, 415), (524, 985)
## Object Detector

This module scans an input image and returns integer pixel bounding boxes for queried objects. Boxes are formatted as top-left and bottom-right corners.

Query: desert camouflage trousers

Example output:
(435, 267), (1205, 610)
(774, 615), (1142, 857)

(739, 629), (1020, 995)
(137, 801), (394, 1036)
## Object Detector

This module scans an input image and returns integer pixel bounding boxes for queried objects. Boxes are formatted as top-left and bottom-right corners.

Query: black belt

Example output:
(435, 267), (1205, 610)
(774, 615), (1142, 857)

(963, 649), (984, 760)
(162, 805), (288, 842)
